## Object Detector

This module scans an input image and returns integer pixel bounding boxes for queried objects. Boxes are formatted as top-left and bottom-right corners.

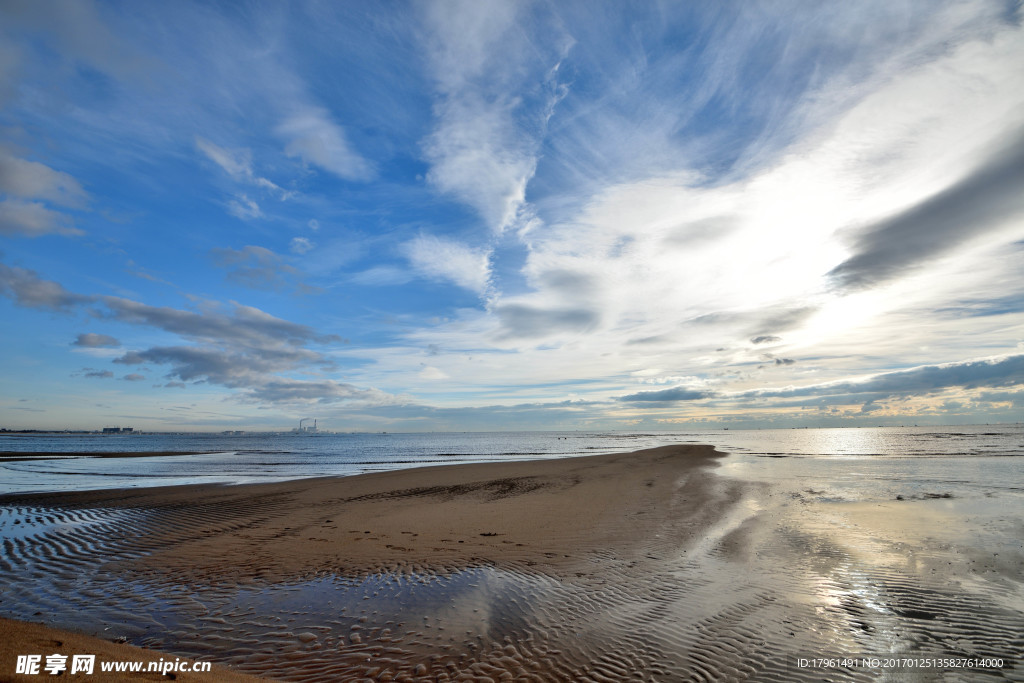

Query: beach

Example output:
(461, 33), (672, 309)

(1, 443), (1021, 680)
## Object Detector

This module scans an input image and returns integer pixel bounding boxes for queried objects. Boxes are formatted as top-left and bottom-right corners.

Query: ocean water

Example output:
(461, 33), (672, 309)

(1, 424), (1022, 494)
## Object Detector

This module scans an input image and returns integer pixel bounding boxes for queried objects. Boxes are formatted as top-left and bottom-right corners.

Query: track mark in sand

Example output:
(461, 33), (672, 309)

(344, 476), (549, 503)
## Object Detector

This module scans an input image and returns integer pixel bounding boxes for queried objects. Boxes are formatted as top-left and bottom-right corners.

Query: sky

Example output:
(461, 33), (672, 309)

(1, 0), (1023, 432)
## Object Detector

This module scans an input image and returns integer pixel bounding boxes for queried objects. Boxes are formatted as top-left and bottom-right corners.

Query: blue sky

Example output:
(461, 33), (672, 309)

(1, 0), (1023, 431)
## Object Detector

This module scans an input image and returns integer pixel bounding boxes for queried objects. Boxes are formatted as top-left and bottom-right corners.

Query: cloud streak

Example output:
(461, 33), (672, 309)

(0, 262), (91, 310)
(494, 304), (599, 340)
(0, 258), (400, 407)
(211, 245), (302, 292)
(744, 354), (1024, 400)
(73, 333), (119, 347)
(96, 295), (340, 350)
(113, 345), (393, 406)
(618, 354), (1024, 406)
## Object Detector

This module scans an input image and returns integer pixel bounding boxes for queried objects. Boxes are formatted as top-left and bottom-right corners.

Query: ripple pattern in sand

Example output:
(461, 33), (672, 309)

(3, 476), (1023, 681)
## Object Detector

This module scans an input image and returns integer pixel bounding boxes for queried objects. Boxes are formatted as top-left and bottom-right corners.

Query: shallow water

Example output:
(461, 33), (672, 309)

(711, 452), (1024, 681)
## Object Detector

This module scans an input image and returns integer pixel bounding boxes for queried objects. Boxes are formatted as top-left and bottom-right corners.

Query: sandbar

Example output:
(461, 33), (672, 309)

(1, 445), (735, 680)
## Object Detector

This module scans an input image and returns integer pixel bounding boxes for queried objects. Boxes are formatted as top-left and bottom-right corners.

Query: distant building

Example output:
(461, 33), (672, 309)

(101, 427), (133, 434)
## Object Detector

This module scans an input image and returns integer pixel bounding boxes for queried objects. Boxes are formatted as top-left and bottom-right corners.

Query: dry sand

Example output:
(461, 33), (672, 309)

(143, 444), (730, 581)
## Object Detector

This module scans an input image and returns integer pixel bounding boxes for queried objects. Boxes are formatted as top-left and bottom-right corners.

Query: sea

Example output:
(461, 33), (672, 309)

(1, 424), (1022, 494)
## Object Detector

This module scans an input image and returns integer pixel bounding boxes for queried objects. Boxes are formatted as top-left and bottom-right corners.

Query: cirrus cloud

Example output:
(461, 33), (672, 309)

(402, 233), (492, 295)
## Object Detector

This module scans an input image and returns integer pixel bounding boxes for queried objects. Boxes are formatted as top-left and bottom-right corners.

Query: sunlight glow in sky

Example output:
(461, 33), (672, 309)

(1, 0), (1023, 431)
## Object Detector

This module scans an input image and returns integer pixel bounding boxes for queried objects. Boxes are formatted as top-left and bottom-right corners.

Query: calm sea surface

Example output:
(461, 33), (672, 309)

(1, 424), (1021, 495)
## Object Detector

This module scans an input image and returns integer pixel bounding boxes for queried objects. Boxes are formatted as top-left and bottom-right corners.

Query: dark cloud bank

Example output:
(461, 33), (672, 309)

(829, 130), (1024, 291)
(1, 260), (391, 406)
(620, 354), (1024, 405)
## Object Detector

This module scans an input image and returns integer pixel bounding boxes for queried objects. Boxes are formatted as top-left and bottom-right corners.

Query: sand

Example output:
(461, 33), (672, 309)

(1, 445), (727, 580)
(1, 444), (1021, 681)
(142, 444), (731, 581)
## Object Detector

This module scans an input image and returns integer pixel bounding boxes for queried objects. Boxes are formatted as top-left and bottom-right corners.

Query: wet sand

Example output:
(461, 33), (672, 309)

(1, 445), (726, 578)
(1, 444), (1021, 681)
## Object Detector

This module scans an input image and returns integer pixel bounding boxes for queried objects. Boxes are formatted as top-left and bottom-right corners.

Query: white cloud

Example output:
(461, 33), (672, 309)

(519, 12), (1024, 335)
(195, 137), (252, 179)
(420, 0), (520, 95)
(419, 365), (449, 380)
(418, 0), (570, 233)
(289, 237), (314, 255)
(226, 195), (261, 221)
(196, 137), (291, 202)
(402, 233), (492, 294)
(423, 96), (537, 233)
(349, 266), (414, 287)
(277, 106), (374, 182)
(387, 8), (1024, 405)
